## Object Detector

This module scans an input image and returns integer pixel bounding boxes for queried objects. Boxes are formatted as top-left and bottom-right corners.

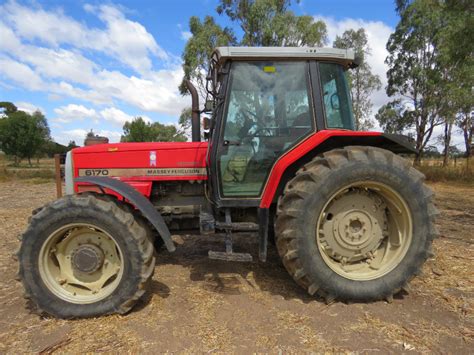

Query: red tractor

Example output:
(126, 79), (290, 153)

(18, 47), (437, 318)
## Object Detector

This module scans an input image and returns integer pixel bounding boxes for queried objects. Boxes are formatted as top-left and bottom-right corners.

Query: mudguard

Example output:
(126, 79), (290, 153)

(260, 130), (416, 208)
(75, 176), (176, 252)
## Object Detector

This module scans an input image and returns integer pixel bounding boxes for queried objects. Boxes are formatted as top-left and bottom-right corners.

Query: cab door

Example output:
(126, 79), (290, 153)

(212, 61), (314, 204)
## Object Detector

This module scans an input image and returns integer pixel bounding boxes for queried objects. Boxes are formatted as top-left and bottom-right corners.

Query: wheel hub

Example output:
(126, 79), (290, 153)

(319, 190), (387, 262)
(71, 244), (105, 274)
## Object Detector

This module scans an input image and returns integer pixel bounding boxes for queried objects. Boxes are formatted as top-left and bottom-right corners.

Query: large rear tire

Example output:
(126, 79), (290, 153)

(18, 194), (155, 318)
(275, 146), (438, 303)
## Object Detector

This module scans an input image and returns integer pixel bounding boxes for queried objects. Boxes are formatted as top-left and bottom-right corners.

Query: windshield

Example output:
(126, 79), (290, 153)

(319, 63), (355, 130)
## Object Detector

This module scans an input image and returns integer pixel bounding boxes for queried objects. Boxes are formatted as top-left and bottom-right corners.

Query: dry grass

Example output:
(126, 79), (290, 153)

(418, 157), (473, 183)
(0, 157), (55, 182)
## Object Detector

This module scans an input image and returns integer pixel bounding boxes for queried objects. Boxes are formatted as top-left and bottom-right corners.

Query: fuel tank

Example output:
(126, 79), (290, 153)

(72, 142), (208, 197)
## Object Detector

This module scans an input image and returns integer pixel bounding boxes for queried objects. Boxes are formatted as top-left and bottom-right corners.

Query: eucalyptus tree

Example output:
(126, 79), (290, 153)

(180, 0), (327, 96)
(384, 0), (445, 164)
(333, 28), (381, 130)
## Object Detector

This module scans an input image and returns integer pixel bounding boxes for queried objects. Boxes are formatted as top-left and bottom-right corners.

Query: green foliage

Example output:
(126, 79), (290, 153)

(0, 104), (51, 165)
(0, 102), (18, 115)
(217, 0), (327, 47)
(42, 140), (69, 157)
(333, 28), (381, 130)
(180, 16), (236, 97)
(375, 101), (412, 134)
(121, 117), (187, 142)
(385, 0), (473, 162)
(437, 0), (474, 157)
(179, 107), (193, 132)
(385, 0), (446, 162)
(423, 145), (440, 158)
(67, 140), (78, 150)
(181, 0), (327, 95)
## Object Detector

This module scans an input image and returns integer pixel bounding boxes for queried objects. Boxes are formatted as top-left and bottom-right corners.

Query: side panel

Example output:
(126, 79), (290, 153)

(72, 142), (208, 196)
(260, 130), (382, 208)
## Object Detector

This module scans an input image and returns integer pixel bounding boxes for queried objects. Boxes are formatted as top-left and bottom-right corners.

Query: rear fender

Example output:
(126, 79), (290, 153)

(75, 176), (175, 252)
(260, 130), (416, 208)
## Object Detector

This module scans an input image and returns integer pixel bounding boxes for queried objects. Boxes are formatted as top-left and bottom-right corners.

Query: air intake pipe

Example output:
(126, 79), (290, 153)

(185, 80), (201, 142)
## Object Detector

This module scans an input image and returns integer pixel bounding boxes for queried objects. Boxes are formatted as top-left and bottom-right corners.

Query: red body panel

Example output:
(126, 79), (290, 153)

(259, 130), (382, 208)
(73, 142), (208, 196)
(72, 131), (382, 204)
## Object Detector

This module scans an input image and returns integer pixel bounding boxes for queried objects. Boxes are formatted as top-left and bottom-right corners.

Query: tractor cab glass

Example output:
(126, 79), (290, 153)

(319, 62), (355, 130)
(218, 61), (313, 197)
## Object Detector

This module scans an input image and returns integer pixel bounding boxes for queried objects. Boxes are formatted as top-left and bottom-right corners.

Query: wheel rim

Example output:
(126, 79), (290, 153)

(39, 223), (123, 304)
(316, 182), (413, 281)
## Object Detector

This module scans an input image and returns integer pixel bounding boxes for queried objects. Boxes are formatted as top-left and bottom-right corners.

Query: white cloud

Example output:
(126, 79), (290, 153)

(314, 16), (393, 121)
(52, 104), (152, 127)
(90, 4), (169, 74)
(15, 101), (44, 114)
(91, 67), (188, 115)
(53, 104), (98, 123)
(2, 1), (88, 47)
(99, 107), (151, 126)
(180, 31), (192, 41)
(0, 56), (44, 90)
(2, 1), (168, 74)
(24, 48), (97, 85)
(0, 1), (189, 118)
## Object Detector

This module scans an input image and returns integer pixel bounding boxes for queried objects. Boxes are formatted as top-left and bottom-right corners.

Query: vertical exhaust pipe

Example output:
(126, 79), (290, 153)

(185, 80), (201, 142)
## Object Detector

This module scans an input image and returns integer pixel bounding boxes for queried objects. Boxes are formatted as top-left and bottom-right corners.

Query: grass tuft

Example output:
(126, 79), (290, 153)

(418, 161), (473, 184)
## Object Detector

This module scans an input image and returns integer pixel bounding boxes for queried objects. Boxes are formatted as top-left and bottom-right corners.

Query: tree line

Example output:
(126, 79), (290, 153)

(180, 0), (473, 165)
(0, 102), (186, 165)
(1, 0), (471, 167)
(0, 102), (77, 165)
(376, 0), (473, 165)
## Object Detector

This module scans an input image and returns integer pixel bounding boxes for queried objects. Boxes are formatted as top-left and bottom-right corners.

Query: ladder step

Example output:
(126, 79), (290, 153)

(215, 222), (259, 231)
(208, 250), (253, 262)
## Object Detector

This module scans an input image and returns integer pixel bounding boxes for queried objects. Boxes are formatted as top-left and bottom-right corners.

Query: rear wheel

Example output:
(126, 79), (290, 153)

(18, 194), (155, 318)
(275, 146), (438, 302)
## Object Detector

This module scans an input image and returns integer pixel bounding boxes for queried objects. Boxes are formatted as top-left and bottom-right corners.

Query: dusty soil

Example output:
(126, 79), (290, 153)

(0, 180), (472, 353)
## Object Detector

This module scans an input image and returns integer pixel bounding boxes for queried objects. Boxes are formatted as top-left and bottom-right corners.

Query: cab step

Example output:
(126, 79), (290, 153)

(208, 209), (253, 262)
(215, 221), (259, 232)
(208, 250), (253, 262)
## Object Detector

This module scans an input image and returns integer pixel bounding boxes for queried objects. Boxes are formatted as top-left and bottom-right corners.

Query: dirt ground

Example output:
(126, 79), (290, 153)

(0, 180), (472, 353)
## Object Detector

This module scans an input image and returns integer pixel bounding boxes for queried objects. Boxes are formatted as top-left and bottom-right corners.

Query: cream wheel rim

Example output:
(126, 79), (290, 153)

(316, 182), (413, 281)
(39, 223), (124, 304)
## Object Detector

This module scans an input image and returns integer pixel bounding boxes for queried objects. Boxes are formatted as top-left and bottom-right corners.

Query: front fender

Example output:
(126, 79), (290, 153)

(75, 176), (175, 252)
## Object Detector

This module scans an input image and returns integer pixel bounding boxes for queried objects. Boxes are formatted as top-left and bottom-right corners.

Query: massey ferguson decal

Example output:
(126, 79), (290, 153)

(149, 151), (157, 167)
(78, 168), (207, 177)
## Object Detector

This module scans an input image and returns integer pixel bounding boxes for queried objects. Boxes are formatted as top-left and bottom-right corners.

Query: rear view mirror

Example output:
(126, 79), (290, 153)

(330, 93), (340, 110)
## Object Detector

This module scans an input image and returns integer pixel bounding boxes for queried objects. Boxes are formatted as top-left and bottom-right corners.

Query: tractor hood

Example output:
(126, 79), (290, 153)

(72, 141), (209, 183)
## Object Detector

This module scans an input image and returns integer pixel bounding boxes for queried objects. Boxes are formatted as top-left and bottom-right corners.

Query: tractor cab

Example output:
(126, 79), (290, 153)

(202, 47), (358, 206)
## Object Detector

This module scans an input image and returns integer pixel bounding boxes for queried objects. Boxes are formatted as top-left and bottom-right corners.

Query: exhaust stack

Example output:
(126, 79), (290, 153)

(185, 80), (201, 142)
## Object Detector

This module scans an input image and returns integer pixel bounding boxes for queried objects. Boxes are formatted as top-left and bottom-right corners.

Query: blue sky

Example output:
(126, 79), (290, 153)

(0, 0), (401, 145)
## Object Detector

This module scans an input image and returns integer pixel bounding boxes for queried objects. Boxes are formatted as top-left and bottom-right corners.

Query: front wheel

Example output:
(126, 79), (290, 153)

(18, 194), (155, 318)
(275, 146), (438, 303)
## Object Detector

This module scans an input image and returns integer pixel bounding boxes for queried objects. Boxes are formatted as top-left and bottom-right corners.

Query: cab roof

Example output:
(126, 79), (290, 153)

(213, 46), (358, 68)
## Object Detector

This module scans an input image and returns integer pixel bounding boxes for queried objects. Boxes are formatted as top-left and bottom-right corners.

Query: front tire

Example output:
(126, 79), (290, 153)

(18, 194), (155, 318)
(275, 146), (438, 303)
